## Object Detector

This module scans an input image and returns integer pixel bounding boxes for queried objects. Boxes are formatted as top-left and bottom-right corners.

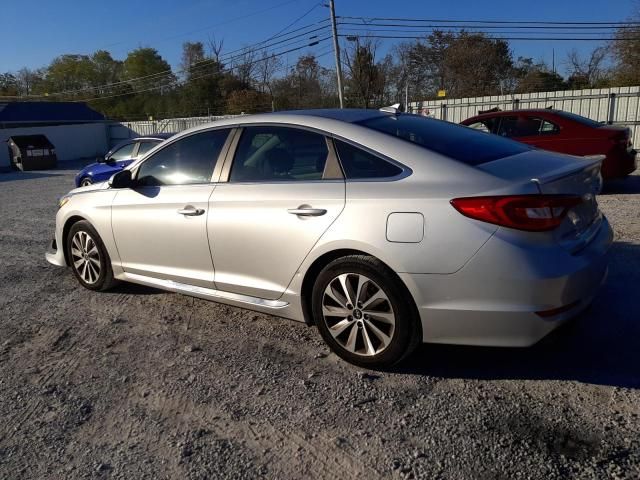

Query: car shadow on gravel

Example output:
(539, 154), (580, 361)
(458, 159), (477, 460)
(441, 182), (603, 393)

(105, 282), (163, 296)
(601, 174), (640, 195)
(395, 241), (640, 389)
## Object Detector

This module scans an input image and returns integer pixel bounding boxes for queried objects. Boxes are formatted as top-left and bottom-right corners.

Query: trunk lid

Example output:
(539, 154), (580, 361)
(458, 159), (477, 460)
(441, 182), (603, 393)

(478, 150), (604, 252)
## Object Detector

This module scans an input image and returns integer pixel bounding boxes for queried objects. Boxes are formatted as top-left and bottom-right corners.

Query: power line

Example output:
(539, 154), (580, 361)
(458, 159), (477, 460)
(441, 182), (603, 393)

(339, 34), (640, 41)
(338, 27), (632, 35)
(221, 19), (330, 58)
(36, 23), (332, 99)
(76, 37), (332, 102)
(337, 16), (640, 26)
(337, 21), (639, 31)
(102, 0), (310, 54)
(263, 1), (324, 41)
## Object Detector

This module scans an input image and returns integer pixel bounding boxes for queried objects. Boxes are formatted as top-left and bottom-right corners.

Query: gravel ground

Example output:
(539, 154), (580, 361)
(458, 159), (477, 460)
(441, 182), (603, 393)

(0, 164), (639, 479)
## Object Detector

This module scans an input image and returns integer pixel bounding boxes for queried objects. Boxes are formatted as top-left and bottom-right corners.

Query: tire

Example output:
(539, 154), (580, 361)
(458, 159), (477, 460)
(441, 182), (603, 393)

(66, 220), (117, 291)
(80, 177), (93, 187)
(312, 255), (421, 368)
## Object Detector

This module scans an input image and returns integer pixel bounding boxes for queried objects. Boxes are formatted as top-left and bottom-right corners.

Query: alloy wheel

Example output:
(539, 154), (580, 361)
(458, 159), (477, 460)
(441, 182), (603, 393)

(322, 273), (396, 356)
(71, 231), (101, 284)
(80, 178), (92, 187)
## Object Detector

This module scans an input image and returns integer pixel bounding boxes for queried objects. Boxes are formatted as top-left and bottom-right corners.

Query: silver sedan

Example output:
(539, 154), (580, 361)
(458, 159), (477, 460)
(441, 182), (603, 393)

(46, 109), (612, 367)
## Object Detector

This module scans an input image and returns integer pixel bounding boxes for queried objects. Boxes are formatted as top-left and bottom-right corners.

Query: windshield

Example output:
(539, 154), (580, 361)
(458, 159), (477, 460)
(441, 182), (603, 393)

(358, 114), (529, 166)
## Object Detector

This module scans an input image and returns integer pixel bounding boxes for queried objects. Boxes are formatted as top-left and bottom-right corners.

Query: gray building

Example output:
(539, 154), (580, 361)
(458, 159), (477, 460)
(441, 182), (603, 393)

(1, 102), (109, 172)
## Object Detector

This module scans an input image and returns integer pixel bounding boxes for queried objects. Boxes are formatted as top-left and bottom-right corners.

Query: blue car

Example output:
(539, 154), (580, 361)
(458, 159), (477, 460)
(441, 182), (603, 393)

(75, 134), (172, 187)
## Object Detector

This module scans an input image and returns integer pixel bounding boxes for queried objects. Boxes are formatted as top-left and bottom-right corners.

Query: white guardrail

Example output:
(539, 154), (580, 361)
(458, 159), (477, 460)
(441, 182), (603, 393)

(121, 115), (240, 136)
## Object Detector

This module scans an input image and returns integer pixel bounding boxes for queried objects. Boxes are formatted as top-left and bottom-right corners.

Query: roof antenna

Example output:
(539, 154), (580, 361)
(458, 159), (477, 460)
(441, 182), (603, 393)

(379, 103), (401, 115)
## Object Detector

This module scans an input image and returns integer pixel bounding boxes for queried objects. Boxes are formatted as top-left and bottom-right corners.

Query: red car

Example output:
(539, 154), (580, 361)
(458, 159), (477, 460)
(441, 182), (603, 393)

(461, 109), (637, 178)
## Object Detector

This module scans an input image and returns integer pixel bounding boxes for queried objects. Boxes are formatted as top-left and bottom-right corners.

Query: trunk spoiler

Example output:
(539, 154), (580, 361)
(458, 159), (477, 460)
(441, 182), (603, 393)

(530, 154), (604, 187)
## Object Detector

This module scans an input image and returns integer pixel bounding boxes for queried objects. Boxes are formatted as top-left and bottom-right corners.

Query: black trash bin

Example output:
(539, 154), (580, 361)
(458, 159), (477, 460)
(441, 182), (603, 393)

(6, 135), (57, 171)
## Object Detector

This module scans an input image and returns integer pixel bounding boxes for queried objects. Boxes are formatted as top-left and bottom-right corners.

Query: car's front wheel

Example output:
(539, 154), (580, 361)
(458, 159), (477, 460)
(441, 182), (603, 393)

(66, 220), (116, 291)
(80, 177), (93, 187)
(312, 255), (420, 368)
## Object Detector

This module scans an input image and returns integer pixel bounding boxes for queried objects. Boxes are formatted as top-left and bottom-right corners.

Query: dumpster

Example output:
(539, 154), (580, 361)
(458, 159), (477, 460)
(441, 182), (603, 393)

(7, 135), (57, 171)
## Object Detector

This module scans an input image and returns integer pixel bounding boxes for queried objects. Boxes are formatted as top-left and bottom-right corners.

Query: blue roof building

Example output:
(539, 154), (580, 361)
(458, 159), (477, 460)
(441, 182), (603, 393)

(0, 102), (105, 128)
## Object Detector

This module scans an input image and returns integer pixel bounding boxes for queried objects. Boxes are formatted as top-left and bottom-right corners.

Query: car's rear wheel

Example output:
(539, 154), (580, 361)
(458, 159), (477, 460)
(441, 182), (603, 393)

(80, 177), (93, 187)
(66, 220), (116, 291)
(312, 255), (420, 368)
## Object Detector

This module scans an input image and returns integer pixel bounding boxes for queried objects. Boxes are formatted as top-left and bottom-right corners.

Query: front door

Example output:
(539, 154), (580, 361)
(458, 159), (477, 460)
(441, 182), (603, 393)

(111, 129), (231, 287)
(209, 125), (345, 300)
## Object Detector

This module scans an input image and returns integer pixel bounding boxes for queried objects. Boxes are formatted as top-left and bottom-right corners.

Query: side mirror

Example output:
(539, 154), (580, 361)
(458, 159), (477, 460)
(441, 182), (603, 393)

(109, 169), (133, 189)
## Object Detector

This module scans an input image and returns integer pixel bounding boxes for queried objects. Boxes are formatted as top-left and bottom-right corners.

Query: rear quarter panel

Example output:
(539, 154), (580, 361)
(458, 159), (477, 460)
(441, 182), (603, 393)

(303, 169), (536, 275)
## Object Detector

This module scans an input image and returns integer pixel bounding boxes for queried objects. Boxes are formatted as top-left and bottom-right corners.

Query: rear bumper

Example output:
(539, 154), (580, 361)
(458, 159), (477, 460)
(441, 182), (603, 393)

(401, 217), (613, 347)
(604, 149), (637, 178)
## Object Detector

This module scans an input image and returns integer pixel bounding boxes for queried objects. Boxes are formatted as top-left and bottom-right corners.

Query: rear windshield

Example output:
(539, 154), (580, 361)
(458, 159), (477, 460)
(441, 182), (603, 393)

(553, 111), (603, 128)
(358, 114), (529, 165)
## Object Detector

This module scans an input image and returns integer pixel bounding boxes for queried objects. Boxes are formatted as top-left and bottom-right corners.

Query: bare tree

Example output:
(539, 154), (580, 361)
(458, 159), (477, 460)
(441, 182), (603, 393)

(565, 47), (610, 88)
(232, 48), (257, 87)
(255, 50), (282, 94)
(206, 35), (225, 63)
(16, 68), (45, 96)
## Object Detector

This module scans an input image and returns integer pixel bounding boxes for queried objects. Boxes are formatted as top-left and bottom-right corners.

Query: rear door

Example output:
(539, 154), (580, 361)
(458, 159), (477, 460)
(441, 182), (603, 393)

(498, 115), (570, 152)
(208, 125), (345, 300)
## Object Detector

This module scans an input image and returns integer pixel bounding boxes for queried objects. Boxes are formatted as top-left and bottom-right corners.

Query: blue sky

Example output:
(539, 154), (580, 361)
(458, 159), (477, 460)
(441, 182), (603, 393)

(0, 0), (637, 75)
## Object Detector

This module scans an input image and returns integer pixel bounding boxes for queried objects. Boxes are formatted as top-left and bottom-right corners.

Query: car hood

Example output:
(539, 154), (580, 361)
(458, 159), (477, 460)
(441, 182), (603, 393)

(69, 180), (110, 195)
(76, 160), (132, 177)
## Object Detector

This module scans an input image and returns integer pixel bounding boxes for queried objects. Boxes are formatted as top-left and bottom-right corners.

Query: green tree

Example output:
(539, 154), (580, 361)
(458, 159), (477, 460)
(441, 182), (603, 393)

(226, 89), (270, 114)
(406, 31), (514, 98)
(90, 50), (122, 88)
(513, 58), (567, 93)
(122, 48), (174, 89)
(45, 54), (95, 93)
(0, 73), (19, 96)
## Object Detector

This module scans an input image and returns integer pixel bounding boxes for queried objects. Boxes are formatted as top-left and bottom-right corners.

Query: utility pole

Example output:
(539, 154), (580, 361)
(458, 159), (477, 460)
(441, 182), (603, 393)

(329, 0), (344, 108)
(404, 82), (409, 113)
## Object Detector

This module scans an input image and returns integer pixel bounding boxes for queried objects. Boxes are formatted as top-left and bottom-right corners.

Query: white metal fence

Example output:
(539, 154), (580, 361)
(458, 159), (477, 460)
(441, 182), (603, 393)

(409, 86), (640, 145)
(122, 115), (240, 136)
(117, 86), (640, 146)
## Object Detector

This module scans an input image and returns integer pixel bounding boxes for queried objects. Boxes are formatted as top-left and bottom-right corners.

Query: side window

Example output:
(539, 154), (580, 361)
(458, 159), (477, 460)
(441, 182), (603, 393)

(109, 142), (136, 161)
(334, 140), (403, 179)
(496, 116), (519, 138)
(136, 140), (160, 157)
(136, 129), (229, 186)
(536, 118), (560, 135)
(229, 126), (329, 182)
(498, 116), (560, 138)
(467, 121), (491, 133)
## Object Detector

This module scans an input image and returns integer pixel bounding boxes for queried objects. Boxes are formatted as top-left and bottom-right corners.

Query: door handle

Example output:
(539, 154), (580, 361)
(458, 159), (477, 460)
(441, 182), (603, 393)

(178, 206), (205, 216)
(287, 207), (327, 217)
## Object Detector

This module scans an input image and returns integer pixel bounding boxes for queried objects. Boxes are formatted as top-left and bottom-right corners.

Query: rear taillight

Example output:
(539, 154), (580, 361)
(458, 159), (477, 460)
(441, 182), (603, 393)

(612, 130), (632, 148)
(450, 195), (583, 232)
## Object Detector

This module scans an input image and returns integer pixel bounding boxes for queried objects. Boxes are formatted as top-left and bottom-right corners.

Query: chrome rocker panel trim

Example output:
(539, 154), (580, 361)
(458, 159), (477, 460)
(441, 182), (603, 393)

(119, 272), (289, 309)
